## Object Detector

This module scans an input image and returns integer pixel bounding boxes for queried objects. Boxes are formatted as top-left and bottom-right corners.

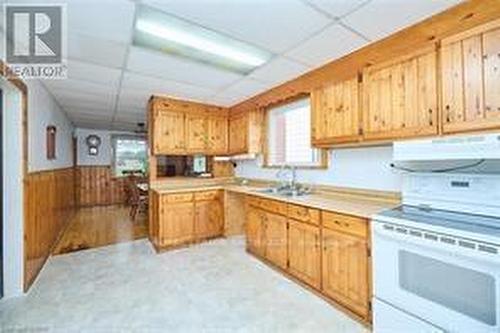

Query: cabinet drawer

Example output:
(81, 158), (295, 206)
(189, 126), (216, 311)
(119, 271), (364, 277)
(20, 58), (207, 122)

(322, 211), (367, 238)
(194, 190), (220, 201)
(288, 204), (320, 225)
(164, 192), (194, 203)
(246, 196), (287, 216)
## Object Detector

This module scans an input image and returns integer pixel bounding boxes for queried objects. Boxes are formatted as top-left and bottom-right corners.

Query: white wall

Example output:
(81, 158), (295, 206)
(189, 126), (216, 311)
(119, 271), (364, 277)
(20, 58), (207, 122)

(26, 80), (74, 172)
(75, 128), (138, 166)
(2, 78), (24, 298)
(235, 146), (402, 192)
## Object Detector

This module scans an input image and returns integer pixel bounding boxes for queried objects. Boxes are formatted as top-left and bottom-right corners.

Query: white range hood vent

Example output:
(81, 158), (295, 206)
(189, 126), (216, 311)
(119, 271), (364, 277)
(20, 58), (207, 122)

(213, 153), (258, 162)
(393, 133), (500, 161)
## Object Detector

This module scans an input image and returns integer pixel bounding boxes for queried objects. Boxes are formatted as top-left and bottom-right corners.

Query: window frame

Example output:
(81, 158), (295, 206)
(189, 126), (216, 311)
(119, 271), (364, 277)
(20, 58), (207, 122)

(262, 96), (328, 169)
(111, 134), (148, 177)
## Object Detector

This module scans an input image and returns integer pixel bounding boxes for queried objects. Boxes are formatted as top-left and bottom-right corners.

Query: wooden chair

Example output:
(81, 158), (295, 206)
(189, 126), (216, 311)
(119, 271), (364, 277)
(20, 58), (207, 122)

(127, 176), (148, 220)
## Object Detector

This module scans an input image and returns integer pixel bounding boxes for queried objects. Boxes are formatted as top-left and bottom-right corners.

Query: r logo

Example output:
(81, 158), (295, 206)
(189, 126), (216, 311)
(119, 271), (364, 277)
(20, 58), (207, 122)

(6, 6), (62, 64)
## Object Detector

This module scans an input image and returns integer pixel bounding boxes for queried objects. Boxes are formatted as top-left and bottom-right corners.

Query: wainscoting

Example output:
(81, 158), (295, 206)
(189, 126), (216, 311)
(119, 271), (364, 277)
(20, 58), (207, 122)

(24, 167), (76, 290)
(76, 166), (126, 207)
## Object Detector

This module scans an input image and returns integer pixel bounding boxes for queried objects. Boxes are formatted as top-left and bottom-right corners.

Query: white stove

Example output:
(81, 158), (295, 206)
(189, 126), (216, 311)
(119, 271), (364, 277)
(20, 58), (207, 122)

(372, 173), (500, 333)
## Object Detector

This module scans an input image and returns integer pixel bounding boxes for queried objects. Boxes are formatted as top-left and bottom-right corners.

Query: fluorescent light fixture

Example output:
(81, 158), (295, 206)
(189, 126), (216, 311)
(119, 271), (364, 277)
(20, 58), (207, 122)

(133, 5), (273, 74)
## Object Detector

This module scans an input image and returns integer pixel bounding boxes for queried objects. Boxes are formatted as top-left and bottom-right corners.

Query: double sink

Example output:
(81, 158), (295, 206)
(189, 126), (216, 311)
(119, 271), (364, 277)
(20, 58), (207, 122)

(254, 185), (312, 197)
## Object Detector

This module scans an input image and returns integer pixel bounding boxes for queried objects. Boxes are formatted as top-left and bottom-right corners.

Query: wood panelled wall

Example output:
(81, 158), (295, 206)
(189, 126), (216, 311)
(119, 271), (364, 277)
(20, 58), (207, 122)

(24, 168), (76, 290)
(76, 166), (126, 207)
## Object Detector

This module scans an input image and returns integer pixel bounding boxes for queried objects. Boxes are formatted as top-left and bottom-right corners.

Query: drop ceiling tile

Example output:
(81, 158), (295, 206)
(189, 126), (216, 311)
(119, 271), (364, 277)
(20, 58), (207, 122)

(121, 72), (217, 100)
(286, 24), (368, 67)
(52, 89), (116, 110)
(207, 94), (243, 108)
(127, 47), (243, 90)
(145, 0), (332, 53)
(248, 57), (310, 87)
(72, 120), (114, 130)
(67, 0), (135, 44)
(67, 60), (122, 88)
(117, 90), (151, 111)
(68, 33), (128, 69)
(114, 112), (146, 123)
(219, 78), (269, 99)
(304, 0), (371, 18)
(59, 99), (114, 113)
(63, 106), (114, 117)
(342, 0), (462, 41)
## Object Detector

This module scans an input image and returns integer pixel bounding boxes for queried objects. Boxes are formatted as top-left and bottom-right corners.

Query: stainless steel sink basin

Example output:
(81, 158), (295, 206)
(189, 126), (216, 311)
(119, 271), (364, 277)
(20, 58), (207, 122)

(254, 187), (311, 197)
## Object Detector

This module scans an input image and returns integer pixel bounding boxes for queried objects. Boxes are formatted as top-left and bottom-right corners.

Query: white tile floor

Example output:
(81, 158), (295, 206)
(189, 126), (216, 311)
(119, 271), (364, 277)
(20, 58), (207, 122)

(0, 237), (369, 333)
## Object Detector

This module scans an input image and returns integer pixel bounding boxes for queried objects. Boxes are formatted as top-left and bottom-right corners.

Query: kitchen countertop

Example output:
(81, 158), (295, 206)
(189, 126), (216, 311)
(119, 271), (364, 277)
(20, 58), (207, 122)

(150, 179), (399, 219)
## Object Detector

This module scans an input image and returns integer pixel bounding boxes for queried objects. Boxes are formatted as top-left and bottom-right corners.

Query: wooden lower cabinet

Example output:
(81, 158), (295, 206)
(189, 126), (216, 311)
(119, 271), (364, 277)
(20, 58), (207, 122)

(195, 194), (223, 240)
(287, 219), (321, 289)
(245, 196), (372, 323)
(263, 211), (287, 269)
(322, 228), (370, 319)
(246, 206), (266, 256)
(151, 190), (224, 250)
(159, 200), (195, 247)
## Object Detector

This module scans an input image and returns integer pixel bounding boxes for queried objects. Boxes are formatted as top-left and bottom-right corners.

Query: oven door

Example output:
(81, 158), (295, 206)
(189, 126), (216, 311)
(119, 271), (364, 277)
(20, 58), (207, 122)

(372, 221), (500, 333)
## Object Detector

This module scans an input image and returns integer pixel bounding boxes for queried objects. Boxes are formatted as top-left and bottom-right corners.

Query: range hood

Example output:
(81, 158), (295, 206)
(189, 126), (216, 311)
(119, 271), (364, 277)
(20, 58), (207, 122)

(393, 133), (500, 161)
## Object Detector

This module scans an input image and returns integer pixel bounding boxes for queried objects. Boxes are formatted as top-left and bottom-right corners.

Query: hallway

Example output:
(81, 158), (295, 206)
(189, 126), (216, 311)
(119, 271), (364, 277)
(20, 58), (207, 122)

(53, 205), (148, 256)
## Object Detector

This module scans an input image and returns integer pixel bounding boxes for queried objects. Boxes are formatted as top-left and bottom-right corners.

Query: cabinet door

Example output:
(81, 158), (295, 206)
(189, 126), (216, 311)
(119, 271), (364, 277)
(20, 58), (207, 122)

(263, 211), (287, 269)
(441, 23), (500, 133)
(229, 114), (248, 154)
(195, 198), (223, 240)
(153, 111), (185, 154)
(207, 116), (228, 155)
(246, 207), (265, 256)
(186, 114), (208, 153)
(363, 49), (437, 140)
(288, 219), (321, 289)
(160, 200), (194, 247)
(311, 78), (360, 145)
(322, 228), (369, 319)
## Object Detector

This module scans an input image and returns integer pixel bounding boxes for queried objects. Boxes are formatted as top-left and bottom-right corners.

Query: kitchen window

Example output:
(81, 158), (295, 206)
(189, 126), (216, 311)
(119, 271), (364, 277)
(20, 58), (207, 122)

(266, 98), (325, 168)
(112, 135), (147, 177)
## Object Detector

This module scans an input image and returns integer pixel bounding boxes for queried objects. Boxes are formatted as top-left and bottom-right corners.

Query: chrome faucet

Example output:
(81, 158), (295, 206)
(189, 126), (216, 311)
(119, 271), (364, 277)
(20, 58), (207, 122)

(276, 165), (297, 190)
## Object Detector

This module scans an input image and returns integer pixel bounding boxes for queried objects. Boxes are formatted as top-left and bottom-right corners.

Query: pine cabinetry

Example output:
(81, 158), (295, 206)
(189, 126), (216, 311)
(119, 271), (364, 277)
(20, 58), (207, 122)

(246, 206), (266, 256)
(322, 212), (370, 320)
(152, 110), (186, 155)
(185, 114), (208, 153)
(207, 116), (229, 154)
(362, 47), (438, 140)
(149, 190), (224, 250)
(149, 96), (229, 156)
(441, 19), (500, 133)
(194, 191), (224, 240)
(287, 219), (321, 289)
(311, 77), (361, 146)
(263, 211), (288, 269)
(245, 196), (372, 322)
(228, 109), (264, 155)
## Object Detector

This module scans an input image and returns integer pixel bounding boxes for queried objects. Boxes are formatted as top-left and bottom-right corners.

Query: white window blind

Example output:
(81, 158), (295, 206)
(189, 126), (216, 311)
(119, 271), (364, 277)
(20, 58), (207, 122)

(267, 98), (321, 167)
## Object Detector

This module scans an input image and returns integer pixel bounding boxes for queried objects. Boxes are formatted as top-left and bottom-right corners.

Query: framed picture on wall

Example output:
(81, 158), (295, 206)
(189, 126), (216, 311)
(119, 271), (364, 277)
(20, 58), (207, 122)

(46, 125), (56, 160)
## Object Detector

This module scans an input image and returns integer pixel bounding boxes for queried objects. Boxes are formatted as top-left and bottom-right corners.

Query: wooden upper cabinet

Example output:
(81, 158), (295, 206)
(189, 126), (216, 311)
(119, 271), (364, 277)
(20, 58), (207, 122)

(362, 48), (438, 140)
(149, 96), (229, 156)
(311, 77), (361, 146)
(228, 109), (263, 155)
(207, 116), (228, 155)
(229, 113), (248, 154)
(185, 114), (208, 153)
(441, 19), (500, 134)
(152, 110), (186, 155)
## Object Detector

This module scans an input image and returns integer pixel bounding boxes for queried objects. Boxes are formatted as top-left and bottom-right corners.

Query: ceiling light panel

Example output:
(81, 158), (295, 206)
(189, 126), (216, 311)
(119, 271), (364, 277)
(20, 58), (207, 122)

(133, 5), (273, 75)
